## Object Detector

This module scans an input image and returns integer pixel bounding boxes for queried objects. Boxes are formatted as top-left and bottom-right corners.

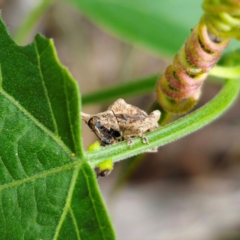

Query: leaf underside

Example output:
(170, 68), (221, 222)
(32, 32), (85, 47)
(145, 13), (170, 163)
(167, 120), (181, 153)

(0, 18), (114, 239)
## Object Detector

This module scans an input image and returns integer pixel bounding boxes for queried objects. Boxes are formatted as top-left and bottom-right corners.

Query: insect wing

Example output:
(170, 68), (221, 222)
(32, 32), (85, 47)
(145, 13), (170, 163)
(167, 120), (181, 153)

(108, 98), (148, 117)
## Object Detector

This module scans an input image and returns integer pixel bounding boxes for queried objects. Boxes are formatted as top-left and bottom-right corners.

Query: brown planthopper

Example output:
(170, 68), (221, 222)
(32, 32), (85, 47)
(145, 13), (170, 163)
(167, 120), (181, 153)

(82, 99), (161, 176)
(82, 98), (161, 146)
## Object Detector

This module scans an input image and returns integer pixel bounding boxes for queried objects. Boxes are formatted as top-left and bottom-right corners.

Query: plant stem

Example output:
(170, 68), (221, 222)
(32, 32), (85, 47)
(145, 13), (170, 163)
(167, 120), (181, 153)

(14, 0), (55, 45)
(86, 79), (240, 167)
(210, 65), (240, 79)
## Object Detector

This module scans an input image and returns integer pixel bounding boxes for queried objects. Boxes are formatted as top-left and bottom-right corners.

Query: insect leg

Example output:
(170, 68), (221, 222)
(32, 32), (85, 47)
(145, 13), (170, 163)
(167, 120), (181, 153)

(127, 137), (134, 147)
(141, 135), (149, 144)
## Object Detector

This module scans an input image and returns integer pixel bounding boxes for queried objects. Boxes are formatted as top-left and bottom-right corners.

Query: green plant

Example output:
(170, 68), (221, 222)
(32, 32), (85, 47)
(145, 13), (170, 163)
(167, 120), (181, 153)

(0, 0), (240, 239)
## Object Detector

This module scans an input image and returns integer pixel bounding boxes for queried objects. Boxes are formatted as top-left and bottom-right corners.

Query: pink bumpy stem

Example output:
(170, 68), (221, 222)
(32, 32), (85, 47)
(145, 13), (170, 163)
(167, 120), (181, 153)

(156, 20), (230, 114)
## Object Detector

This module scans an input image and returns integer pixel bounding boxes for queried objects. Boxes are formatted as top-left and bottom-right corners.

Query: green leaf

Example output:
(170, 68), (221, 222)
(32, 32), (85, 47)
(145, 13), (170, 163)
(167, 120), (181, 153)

(86, 79), (240, 167)
(67, 0), (203, 56)
(0, 18), (115, 239)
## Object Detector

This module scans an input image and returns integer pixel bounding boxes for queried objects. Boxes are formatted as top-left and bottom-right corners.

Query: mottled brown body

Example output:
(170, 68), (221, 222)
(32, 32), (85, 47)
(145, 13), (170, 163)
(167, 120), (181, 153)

(82, 99), (161, 147)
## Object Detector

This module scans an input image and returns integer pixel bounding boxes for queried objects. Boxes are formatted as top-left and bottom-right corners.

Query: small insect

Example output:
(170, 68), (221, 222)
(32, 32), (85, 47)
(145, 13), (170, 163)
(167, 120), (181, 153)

(82, 98), (161, 147)
(82, 99), (161, 177)
(87, 141), (114, 178)
(95, 159), (113, 178)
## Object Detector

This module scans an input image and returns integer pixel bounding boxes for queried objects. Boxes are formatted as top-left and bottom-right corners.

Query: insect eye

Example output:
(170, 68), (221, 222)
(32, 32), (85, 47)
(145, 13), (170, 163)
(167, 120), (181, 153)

(98, 169), (111, 177)
(112, 131), (121, 138)
(102, 137), (111, 144)
(95, 122), (102, 128)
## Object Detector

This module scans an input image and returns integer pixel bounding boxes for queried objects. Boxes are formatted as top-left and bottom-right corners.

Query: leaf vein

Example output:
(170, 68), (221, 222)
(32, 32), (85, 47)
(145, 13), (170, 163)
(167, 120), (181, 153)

(52, 166), (80, 240)
(0, 90), (73, 158)
(82, 169), (107, 240)
(0, 156), (14, 181)
(33, 40), (59, 135)
(0, 161), (80, 192)
(69, 206), (82, 240)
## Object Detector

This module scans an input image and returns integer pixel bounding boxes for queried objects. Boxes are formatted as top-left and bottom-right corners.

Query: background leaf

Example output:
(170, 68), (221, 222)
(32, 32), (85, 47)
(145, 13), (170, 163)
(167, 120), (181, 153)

(0, 18), (114, 239)
(67, 0), (203, 57)
(67, 0), (238, 58)
(82, 74), (158, 105)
